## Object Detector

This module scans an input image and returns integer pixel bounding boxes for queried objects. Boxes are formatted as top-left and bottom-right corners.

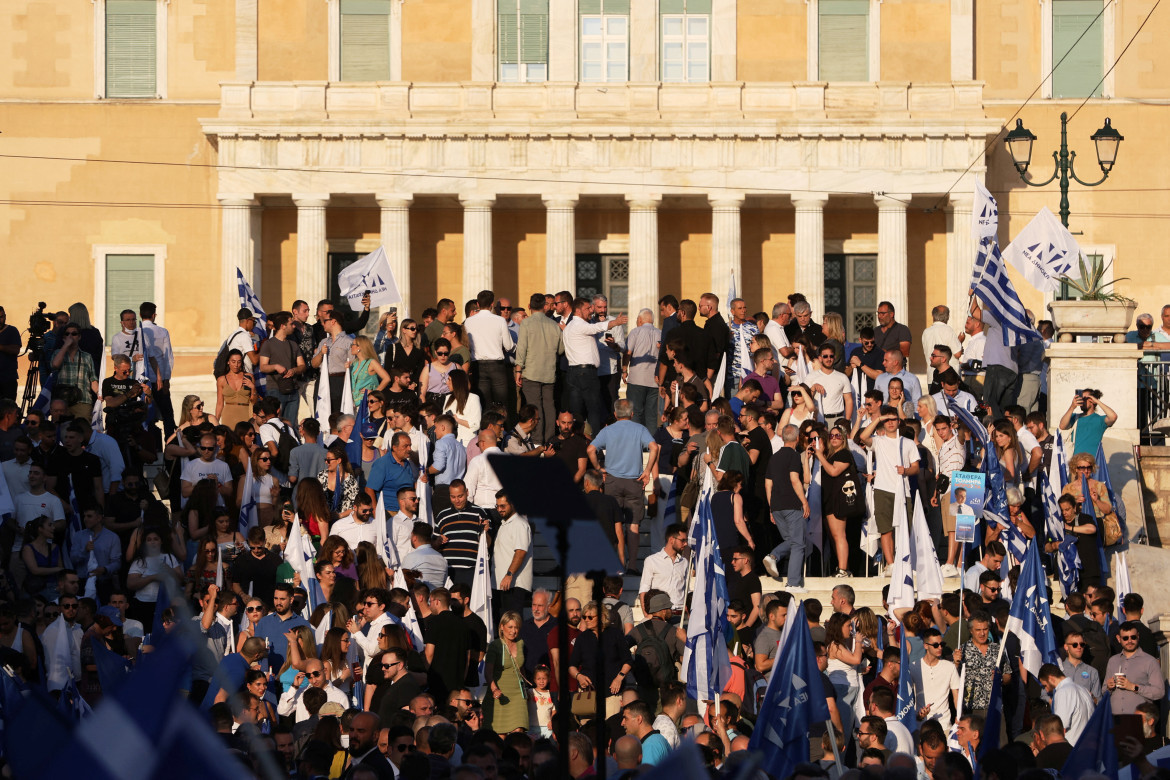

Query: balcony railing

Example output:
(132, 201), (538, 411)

(214, 80), (987, 123)
(1138, 354), (1170, 444)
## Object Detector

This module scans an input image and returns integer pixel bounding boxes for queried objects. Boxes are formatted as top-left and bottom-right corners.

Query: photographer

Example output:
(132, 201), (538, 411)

(102, 355), (157, 469)
(1058, 388), (1117, 457)
(0, 306), (21, 403)
(50, 322), (99, 421)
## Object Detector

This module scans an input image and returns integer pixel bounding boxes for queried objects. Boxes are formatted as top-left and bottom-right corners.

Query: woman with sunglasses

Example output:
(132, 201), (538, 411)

(385, 318), (427, 391)
(236, 598), (267, 652)
(780, 384), (816, 429)
(319, 445), (360, 523)
(243, 669), (278, 733)
(568, 603), (632, 720)
(319, 625), (355, 695)
(178, 394), (219, 431)
(419, 337), (457, 405)
(238, 448), (279, 529)
(815, 424), (865, 578)
(186, 538), (223, 599)
(215, 350), (257, 430)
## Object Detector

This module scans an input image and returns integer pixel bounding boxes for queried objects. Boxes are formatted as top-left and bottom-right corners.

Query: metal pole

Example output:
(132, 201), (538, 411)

(1057, 112), (1071, 228)
(591, 571), (608, 780)
(556, 523), (571, 780)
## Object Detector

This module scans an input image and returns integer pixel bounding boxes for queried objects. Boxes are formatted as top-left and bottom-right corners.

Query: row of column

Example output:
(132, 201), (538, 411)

(219, 192), (975, 331)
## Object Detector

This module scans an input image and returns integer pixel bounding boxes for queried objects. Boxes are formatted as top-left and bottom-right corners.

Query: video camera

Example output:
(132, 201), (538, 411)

(27, 301), (52, 354)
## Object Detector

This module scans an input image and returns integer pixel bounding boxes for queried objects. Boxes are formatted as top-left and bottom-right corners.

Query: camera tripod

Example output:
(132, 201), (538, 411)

(19, 335), (41, 417)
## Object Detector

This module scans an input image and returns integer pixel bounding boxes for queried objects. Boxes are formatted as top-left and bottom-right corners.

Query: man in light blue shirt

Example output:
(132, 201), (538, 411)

(875, 348), (923, 406)
(587, 399), (660, 572)
(428, 416), (466, 514)
(402, 522), (449, 590)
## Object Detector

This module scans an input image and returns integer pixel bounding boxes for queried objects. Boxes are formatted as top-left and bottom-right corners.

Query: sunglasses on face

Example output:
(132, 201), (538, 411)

(1065, 642), (1083, 647)
(925, 642), (942, 648)
(435, 351), (449, 357)
(198, 446), (216, 452)
(307, 671), (323, 678)
(258, 456), (271, 462)
(246, 606), (263, 612)
(1120, 635), (1139, 641)
(382, 662), (401, 670)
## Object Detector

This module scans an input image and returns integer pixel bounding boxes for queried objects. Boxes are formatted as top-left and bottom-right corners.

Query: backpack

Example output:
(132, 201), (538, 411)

(212, 340), (231, 378)
(633, 619), (675, 688)
(265, 420), (300, 473)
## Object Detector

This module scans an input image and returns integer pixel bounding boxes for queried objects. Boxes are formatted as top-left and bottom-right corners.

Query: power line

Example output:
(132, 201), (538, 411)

(1068, 0), (1161, 122)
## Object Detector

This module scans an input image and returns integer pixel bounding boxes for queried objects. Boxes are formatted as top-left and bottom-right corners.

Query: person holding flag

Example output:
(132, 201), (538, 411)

(748, 602), (834, 779)
(681, 493), (732, 712)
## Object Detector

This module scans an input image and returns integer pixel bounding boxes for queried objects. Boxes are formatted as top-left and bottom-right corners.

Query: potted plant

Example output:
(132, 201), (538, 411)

(1048, 256), (1137, 343)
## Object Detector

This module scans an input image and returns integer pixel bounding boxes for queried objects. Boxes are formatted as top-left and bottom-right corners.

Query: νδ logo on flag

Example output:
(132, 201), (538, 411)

(1021, 242), (1070, 285)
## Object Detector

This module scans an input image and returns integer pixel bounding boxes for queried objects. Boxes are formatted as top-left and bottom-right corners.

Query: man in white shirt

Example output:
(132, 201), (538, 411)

(462, 430), (503, 507)
(390, 486), (420, 568)
(2, 436), (31, 498)
(139, 301), (176, 436)
(914, 628), (960, 731)
(562, 297), (628, 436)
(180, 433), (234, 508)
(43, 595), (83, 692)
(110, 308), (159, 385)
(932, 370), (978, 415)
(1040, 664), (1094, 745)
(276, 658), (349, 722)
(1006, 405), (1043, 486)
(402, 522), (449, 590)
(10, 461), (65, 587)
(224, 308), (260, 374)
(764, 302), (794, 361)
(492, 491), (533, 615)
(962, 541), (1006, 592)
(859, 409), (919, 568)
(870, 688), (914, 756)
(638, 522), (690, 615)
(920, 305), (962, 372)
(874, 350), (923, 407)
(347, 589), (400, 676)
(255, 397), (298, 488)
(464, 290), (515, 410)
(332, 493), (379, 550)
(810, 343), (854, 426)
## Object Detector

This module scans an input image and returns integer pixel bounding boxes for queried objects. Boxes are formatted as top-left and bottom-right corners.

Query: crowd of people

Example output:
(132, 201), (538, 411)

(0, 287), (1165, 780)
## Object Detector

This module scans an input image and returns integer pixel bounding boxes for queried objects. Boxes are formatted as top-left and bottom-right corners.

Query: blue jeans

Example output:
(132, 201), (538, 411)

(566, 365), (605, 436)
(266, 385), (300, 423)
(769, 509), (807, 586)
(627, 383), (660, 433)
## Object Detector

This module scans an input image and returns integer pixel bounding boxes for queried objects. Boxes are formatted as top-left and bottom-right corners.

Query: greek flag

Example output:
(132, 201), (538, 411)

(749, 602), (830, 780)
(284, 514), (319, 619)
(238, 457), (258, 537)
(57, 675), (92, 722)
(887, 486), (915, 613)
(682, 492), (731, 702)
(30, 370), (55, 413)
(1094, 442), (1127, 535)
(236, 267), (267, 327)
(1080, 474), (1109, 583)
(1040, 467), (1080, 598)
(1114, 551), (1131, 621)
(1004, 539), (1060, 676)
(971, 240), (1043, 347)
(90, 348), (107, 433)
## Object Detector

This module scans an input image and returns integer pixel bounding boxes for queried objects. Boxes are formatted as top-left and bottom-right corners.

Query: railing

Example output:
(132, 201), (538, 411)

(1137, 353), (1170, 444)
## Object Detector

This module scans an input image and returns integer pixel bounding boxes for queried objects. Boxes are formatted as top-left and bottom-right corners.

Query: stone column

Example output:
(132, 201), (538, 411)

(710, 195), (745, 297)
(294, 194), (329, 308)
(875, 194), (911, 319)
(947, 192), (976, 325)
(220, 194), (255, 334)
(793, 193), (829, 318)
(543, 196), (578, 296)
(377, 194), (413, 318)
(461, 196), (495, 303)
(627, 196), (662, 322)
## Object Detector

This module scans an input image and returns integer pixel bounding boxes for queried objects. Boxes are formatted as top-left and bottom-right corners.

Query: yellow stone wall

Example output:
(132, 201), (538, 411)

(879, 0), (951, 82)
(736, 0), (807, 82)
(258, 0), (328, 82)
(402, 0), (473, 82)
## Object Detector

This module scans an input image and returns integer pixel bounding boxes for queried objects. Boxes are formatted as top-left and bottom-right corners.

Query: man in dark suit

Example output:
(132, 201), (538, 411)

(656, 299), (709, 397)
(345, 711), (395, 780)
(784, 300), (825, 349)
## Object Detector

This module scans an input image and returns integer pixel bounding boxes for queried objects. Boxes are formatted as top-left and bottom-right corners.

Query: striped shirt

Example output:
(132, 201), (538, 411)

(437, 504), (487, 571)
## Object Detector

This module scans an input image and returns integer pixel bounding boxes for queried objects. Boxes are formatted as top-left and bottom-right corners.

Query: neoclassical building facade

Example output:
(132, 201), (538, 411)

(2, 0), (1166, 374)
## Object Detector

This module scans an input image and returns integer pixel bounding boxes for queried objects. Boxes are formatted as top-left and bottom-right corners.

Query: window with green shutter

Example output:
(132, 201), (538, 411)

(105, 255), (155, 339)
(581, 0), (630, 82)
(106, 0), (157, 98)
(499, 0), (549, 82)
(819, 0), (869, 82)
(340, 0), (392, 81)
(1052, 0), (1103, 98)
(660, 0), (710, 83)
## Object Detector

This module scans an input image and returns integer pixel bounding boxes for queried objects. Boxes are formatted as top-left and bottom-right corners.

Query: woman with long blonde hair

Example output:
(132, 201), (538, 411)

(178, 394), (218, 429)
(348, 335), (390, 406)
(820, 312), (847, 371)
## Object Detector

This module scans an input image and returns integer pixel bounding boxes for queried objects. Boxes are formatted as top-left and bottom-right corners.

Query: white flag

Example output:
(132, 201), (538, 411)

(909, 491), (944, 601)
(374, 491), (398, 569)
(887, 486), (915, 614)
(83, 550), (99, 600)
(315, 371), (331, 422)
(340, 363), (355, 415)
(470, 531), (494, 645)
(91, 349), (107, 433)
(338, 246), (402, 312)
(215, 544), (224, 589)
(1000, 206), (1081, 293)
(972, 180), (999, 244)
(393, 569), (426, 652)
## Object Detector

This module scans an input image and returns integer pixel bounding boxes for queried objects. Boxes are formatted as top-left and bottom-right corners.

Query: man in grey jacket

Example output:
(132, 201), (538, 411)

(515, 293), (564, 444)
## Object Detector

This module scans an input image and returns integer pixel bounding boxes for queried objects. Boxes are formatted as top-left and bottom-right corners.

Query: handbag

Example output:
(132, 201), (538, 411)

(571, 690), (597, 717)
(1102, 511), (1123, 546)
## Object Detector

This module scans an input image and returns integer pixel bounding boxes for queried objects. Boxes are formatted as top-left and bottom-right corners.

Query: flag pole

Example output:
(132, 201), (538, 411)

(825, 720), (845, 776)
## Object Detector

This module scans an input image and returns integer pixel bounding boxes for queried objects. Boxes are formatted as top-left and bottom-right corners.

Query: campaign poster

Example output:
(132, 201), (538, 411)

(950, 470), (985, 544)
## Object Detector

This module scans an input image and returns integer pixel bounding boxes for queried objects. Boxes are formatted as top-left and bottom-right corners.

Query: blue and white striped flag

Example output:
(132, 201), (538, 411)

(1114, 551), (1131, 621)
(237, 457), (258, 538)
(236, 267), (267, 330)
(30, 371), (55, 414)
(90, 348), (107, 433)
(971, 239), (1043, 347)
(1094, 442), (1127, 536)
(681, 491), (732, 703)
(662, 473), (679, 529)
(56, 674), (92, 722)
(1040, 467), (1080, 599)
(1003, 538), (1060, 676)
(284, 514), (318, 620)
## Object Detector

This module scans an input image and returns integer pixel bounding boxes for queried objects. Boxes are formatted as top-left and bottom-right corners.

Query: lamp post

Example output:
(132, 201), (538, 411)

(1003, 112), (1124, 229)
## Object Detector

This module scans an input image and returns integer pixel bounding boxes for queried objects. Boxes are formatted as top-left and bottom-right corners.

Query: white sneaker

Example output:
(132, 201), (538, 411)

(941, 564), (959, 578)
(787, 585), (809, 594)
(762, 555), (780, 579)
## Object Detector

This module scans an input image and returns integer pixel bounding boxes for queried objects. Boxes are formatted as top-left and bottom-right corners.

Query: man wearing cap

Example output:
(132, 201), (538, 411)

(628, 591), (684, 709)
(226, 308), (260, 374)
